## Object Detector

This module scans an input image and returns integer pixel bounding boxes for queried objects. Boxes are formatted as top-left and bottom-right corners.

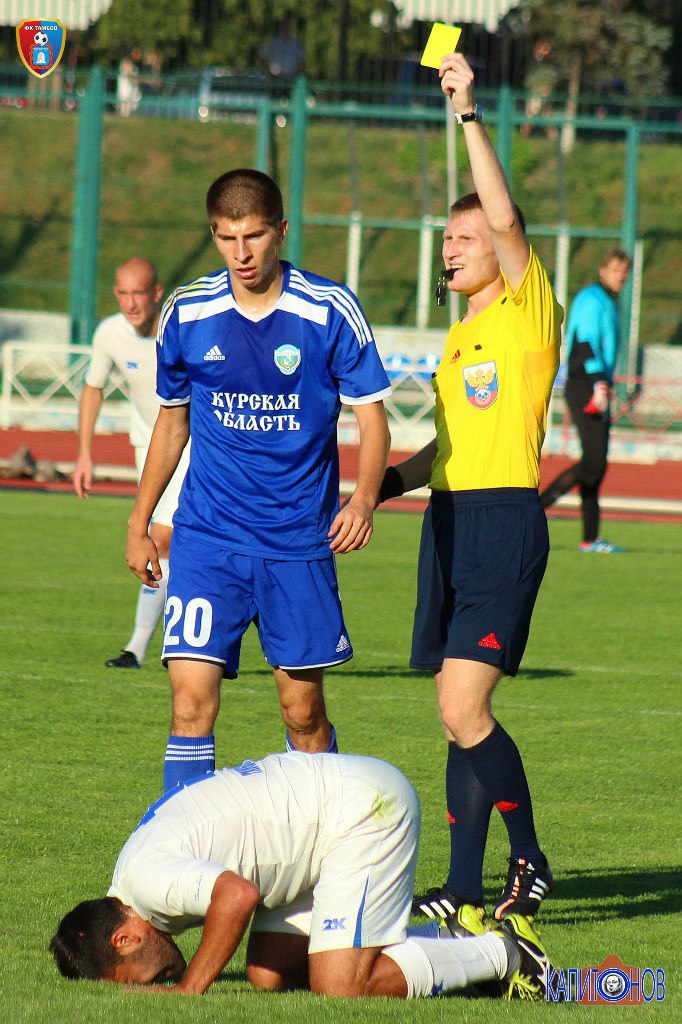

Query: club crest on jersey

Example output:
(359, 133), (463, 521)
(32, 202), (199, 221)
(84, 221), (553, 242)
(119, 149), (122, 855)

(274, 344), (301, 375)
(463, 360), (498, 409)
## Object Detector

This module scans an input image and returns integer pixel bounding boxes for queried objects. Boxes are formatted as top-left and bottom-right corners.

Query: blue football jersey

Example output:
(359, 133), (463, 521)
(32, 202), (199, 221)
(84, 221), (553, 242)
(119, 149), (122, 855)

(156, 262), (391, 559)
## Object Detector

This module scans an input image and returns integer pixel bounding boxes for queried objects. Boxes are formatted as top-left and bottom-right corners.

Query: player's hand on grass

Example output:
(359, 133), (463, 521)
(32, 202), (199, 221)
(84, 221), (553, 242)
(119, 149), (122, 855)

(72, 456), (93, 498)
(126, 529), (163, 587)
(328, 496), (374, 553)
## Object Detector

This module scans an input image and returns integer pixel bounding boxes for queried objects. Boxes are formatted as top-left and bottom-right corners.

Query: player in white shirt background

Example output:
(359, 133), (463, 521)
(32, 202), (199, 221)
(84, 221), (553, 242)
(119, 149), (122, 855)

(73, 258), (190, 670)
(125, 170), (392, 792)
(50, 752), (552, 1000)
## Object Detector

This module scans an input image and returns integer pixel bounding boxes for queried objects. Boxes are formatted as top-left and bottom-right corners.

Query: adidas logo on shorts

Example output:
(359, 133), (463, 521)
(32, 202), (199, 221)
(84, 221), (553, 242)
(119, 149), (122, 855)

(336, 634), (350, 653)
(204, 345), (226, 361)
(478, 632), (502, 650)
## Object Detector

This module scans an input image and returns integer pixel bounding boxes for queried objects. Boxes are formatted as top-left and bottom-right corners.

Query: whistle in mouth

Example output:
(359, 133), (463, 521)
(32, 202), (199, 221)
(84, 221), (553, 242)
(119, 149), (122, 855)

(436, 271), (448, 306)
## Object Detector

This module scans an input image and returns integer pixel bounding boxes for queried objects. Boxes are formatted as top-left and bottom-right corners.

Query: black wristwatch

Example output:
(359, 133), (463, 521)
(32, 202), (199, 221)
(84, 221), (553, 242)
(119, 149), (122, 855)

(454, 105), (482, 125)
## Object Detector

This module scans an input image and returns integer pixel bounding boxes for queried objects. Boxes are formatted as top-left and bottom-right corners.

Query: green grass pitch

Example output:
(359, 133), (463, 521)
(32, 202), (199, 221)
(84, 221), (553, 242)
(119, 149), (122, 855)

(1, 490), (680, 1022)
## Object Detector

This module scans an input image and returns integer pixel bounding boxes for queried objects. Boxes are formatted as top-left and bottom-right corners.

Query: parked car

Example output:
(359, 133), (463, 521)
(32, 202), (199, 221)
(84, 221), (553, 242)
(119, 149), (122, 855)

(0, 64), (29, 109)
(196, 67), (269, 122)
(130, 67), (270, 122)
(131, 70), (201, 119)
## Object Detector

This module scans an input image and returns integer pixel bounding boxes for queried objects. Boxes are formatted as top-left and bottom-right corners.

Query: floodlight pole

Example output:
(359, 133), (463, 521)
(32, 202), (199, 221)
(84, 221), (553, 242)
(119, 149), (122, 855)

(69, 66), (103, 346)
(255, 95), (273, 172)
(445, 96), (457, 207)
(619, 122), (640, 379)
(286, 75), (308, 267)
(445, 95), (459, 323)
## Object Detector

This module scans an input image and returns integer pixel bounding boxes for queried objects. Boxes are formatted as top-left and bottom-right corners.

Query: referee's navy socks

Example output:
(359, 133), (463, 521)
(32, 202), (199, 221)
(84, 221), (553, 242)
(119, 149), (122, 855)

(462, 721), (543, 863)
(445, 740), (493, 903)
(285, 724), (338, 754)
(163, 734), (216, 792)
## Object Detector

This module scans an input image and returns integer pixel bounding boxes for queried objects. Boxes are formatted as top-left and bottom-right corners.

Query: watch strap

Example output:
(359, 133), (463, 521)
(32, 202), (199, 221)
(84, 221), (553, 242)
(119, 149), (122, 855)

(455, 106), (482, 125)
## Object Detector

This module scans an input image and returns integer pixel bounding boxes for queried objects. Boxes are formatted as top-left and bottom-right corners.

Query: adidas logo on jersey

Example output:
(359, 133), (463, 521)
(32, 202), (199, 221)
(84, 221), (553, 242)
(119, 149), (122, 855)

(204, 345), (225, 361)
(336, 634), (350, 654)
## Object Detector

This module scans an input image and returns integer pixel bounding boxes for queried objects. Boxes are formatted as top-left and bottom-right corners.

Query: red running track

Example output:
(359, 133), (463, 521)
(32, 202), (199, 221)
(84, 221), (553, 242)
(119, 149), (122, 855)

(1, 428), (680, 523)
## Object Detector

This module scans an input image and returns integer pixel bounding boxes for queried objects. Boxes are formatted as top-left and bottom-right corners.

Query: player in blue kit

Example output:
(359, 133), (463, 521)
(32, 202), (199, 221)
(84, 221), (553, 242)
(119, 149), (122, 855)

(126, 169), (391, 790)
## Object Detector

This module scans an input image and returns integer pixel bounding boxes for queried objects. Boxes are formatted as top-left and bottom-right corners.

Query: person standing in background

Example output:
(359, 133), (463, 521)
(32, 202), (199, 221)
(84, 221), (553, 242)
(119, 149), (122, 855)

(540, 249), (631, 553)
(73, 258), (189, 669)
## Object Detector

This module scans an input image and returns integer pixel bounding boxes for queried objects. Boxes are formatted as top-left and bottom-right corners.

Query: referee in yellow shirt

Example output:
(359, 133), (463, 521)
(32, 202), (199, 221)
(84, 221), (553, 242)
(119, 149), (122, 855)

(379, 52), (562, 935)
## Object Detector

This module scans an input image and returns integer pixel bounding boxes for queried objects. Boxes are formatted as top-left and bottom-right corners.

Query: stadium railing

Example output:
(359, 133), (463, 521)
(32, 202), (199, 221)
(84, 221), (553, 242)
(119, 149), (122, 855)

(2, 342), (680, 464)
(0, 342), (129, 432)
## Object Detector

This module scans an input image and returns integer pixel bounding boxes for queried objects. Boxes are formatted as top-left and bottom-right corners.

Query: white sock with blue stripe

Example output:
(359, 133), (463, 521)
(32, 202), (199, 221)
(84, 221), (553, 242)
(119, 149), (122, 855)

(285, 724), (338, 753)
(125, 558), (169, 664)
(163, 734), (215, 792)
(382, 933), (514, 998)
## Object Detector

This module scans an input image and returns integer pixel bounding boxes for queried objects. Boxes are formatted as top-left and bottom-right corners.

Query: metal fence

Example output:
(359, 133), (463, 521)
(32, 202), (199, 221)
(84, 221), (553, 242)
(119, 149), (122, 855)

(1, 65), (681, 374)
(0, 340), (126, 431)
(3, 340), (681, 464)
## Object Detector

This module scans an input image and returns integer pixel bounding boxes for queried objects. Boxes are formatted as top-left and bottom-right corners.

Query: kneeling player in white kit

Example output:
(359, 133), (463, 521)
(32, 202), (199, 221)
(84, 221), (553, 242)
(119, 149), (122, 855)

(51, 753), (551, 1000)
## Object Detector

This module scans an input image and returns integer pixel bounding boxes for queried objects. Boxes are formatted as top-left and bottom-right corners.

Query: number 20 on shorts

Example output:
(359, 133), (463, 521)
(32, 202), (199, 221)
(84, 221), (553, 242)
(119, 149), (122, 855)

(164, 596), (213, 648)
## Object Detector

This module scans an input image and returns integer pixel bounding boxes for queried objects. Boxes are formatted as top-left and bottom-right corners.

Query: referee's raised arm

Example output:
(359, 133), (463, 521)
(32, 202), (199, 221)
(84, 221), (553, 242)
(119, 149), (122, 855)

(439, 52), (529, 290)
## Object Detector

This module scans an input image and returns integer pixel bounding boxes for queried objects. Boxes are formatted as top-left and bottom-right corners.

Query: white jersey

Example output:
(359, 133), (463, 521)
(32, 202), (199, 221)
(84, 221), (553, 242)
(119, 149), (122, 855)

(108, 753), (420, 951)
(85, 312), (159, 448)
(108, 753), (346, 934)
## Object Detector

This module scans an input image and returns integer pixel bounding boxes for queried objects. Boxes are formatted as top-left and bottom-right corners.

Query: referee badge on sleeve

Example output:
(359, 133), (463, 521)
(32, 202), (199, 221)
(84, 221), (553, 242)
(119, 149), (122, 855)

(463, 360), (498, 409)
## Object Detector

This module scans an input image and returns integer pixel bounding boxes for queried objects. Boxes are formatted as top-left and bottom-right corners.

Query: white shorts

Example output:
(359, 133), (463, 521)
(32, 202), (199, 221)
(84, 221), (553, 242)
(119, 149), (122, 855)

(250, 755), (420, 953)
(135, 442), (190, 528)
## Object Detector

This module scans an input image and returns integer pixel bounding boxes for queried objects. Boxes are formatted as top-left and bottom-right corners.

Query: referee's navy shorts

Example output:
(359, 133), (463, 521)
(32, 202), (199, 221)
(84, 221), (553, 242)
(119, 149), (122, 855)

(410, 488), (549, 676)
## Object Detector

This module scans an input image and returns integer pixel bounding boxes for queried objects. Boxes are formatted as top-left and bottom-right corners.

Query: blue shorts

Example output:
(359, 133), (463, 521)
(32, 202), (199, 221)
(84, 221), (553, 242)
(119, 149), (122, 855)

(410, 489), (549, 676)
(163, 529), (353, 677)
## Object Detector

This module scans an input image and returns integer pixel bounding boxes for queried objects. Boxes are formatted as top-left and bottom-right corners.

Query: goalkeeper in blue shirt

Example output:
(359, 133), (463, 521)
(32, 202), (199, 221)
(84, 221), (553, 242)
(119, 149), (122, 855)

(540, 248), (631, 553)
(126, 169), (391, 789)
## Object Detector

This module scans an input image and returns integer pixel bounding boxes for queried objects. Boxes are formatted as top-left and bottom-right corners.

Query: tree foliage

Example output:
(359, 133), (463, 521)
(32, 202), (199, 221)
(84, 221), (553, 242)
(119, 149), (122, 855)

(518, 0), (674, 96)
(90, 0), (200, 64)
(45, 0), (678, 99)
(89, 0), (400, 76)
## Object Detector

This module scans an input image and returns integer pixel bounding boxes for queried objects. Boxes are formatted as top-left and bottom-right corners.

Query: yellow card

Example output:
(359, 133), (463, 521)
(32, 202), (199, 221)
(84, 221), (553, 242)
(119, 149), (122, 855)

(420, 22), (461, 68)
